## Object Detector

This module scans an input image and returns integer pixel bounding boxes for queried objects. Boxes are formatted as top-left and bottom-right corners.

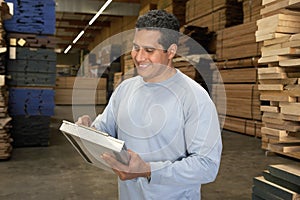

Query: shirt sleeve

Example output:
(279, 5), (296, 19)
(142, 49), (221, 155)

(149, 95), (222, 186)
(91, 85), (120, 138)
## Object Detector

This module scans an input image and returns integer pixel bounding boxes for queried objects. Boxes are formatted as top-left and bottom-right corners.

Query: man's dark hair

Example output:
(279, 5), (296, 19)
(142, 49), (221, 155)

(135, 10), (180, 50)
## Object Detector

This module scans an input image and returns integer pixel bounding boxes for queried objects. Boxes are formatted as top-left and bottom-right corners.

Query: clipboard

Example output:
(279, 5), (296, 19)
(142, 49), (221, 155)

(59, 120), (130, 171)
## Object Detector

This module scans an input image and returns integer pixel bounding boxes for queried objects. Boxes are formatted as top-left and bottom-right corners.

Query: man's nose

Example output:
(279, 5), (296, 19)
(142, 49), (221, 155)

(135, 49), (147, 61)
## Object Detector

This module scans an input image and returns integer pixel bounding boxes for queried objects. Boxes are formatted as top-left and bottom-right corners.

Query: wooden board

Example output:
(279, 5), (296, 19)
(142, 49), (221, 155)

(268, 164), (300, 187)
(253, 176), (300, 200)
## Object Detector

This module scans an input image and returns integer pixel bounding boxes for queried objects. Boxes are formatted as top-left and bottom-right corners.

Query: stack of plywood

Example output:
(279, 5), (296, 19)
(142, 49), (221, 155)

(186, 0), (243, 32)
(256, 0), (300, 159)
(55, 77), (107, 105)
(252, 164), (300, 199)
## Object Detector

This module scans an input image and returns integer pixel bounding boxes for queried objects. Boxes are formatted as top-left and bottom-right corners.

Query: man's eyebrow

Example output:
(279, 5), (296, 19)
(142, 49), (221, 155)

(132, 43), (156, 49)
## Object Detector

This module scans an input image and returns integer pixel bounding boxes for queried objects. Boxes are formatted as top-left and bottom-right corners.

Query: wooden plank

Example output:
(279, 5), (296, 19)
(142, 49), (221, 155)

(279, 58), (300, 66)
(258, 67), (284, 74)
(258, 55), (292, 63)
(258, 84), (284, 90)
(263, 170), (300, 194)
(268, 164), (300, 188)
(260, 105), (279, 112)
(261, 126), (288, 137)
(263, 35), (291, 46)
(261, 47), (300, 57)
(253, 176), (300, 199)
(268, 143), (300, 153)
(280, 102), (300, 116)
(260, 92), (296, 102)
(256, 33), (291, 42)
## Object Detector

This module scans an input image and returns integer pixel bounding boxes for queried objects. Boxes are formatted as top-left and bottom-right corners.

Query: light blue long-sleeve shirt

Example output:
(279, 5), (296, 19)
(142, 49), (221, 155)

(92, 69), (222, 200)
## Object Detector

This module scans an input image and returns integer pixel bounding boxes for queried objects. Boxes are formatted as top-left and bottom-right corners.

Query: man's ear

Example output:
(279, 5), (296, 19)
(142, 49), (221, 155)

(167, 44), (177, 59)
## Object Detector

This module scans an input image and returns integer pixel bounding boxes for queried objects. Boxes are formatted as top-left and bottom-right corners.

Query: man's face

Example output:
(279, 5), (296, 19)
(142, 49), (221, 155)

(131, 29), (173, 83)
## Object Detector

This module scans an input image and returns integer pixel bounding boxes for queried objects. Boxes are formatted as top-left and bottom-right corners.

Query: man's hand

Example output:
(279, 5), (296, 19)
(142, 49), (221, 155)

(76, 115), (92, 127)
(101, 149), (151, 181)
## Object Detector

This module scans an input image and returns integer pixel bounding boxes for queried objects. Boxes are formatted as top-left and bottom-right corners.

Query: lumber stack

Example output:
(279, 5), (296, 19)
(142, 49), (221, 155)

(4, 0), (56, 147)
(216, 21), (262, 60)
(0, 2), (12, 159)
(3, 0), (55, 35)
(0, 75), (12, 159)
(186, 0), (243, 32)
(256, 0), (300, 160)
(157, 0), (186, 26)
(238, 0), (263, 23)
(55, 77), (107, 105)
(213, 10), (266, 136)
(252, 164), (300, 199)
(212, 59), (264, 137)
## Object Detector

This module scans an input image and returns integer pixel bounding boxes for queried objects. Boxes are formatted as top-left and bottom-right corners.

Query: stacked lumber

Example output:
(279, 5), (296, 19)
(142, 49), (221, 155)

(0, 76), (12, 159)
(3, 0), (55, 35)
(157, 0), (186, 26)
(185, 0), (243, 32)
(4, 0), (56, 147)
(213, 20), (266, 135)
(252, 164), (300, 199)
(238, 0), (263, 23)
(256, 1), (300, 159)
(0, 2), (12, 159)
(216, 21), (262, 60)
(55, 76), (107, 105)
(212, 60), (264, 137)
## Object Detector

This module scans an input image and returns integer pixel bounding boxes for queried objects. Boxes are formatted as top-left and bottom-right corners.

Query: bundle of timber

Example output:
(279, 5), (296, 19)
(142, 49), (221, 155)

(212, 57), (266, 136)
(0, 75), (12, 159)
(252, 164), (300, 199)
(180, 25), (216, 54)
(6, 33), (57, 49)
(55, 76), (107, 105)
(238, 0), (263, 23)
(186, 0), (243, 32)
(157, 0), (186, 26)
(216, 21), (262, 60)
(261, 0), (300, 18)
(256, 2), (300, 160)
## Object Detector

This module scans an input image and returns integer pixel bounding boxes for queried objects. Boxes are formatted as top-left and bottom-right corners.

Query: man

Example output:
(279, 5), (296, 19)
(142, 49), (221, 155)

(77, 9), (222, 200)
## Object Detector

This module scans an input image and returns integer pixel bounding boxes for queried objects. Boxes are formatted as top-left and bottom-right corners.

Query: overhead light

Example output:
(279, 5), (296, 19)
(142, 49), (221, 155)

(73, 30), (85, 44)
(89, 0), (112, 26)
(64, 45), (72, 54)
(63, 0), (112, 54)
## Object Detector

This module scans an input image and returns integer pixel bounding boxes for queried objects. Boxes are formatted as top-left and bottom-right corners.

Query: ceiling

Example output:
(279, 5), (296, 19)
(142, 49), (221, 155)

(55, 0), (141, 53)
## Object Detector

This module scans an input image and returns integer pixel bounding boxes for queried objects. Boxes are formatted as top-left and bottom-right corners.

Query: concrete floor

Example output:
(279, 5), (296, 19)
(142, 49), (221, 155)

(0, 106), (298, 200)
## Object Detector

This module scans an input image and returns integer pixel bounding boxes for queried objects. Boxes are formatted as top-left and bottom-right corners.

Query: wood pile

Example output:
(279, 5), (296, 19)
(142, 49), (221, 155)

(157, 0), (186, 26)
(212, 5), (266, 136)
(0, 2), (12, 159)
(55, 76), (107, 105)
(256, 0), (300, 159)
(216, 21), (262, 60)
(238, 0), (263, 23)
(0, 75), (12, 159)
(252, 164), (300, 199)
(186, 0), (243, 32)
(212, 58), (264, 137)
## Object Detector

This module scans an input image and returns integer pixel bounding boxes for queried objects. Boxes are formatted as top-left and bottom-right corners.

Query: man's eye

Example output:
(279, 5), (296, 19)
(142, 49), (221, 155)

(133, 45), (140, 51)
(145, 48), (154, 53)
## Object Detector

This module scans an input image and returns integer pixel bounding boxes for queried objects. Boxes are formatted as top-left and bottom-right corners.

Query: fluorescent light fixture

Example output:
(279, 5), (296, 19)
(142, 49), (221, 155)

(64, 45), (72, 54)
(73, 30), (85, 44)
(89, 0), (112, 26)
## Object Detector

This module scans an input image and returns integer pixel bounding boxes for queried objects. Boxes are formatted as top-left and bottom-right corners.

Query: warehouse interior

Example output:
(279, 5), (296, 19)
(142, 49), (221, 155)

(0, 0), (300, 199)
